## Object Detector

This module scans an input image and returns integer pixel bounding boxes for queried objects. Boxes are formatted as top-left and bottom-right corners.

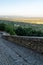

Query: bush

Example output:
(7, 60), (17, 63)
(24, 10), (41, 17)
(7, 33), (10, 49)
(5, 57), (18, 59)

(15, 26), (43, 36)
(9, 30), (16, 35)
(24, 27), (34, 36)
(5, 24), (16, 35)
(15, 26), (26, 36)
(0, 23), (6, 31)
(0, 22), (43, 36)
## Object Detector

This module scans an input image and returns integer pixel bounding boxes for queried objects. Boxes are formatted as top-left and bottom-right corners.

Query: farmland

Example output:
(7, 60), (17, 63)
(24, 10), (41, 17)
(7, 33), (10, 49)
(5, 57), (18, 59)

(0, 17), (43, 24)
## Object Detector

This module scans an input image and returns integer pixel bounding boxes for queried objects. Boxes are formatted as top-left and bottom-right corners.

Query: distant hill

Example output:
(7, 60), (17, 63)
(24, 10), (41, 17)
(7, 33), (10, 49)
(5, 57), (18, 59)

(0, 17), (43, 24)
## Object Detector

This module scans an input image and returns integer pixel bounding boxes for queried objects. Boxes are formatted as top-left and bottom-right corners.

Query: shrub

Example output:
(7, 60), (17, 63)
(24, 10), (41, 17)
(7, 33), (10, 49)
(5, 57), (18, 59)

(5, 24), (16, 35)
(15, 26), (26, 36)
(0, 22), (43, 36)
(0, 23), (6, 31)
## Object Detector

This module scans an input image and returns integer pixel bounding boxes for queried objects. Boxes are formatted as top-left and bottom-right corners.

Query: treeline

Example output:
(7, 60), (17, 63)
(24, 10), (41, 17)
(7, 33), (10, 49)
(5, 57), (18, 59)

(15, 26), (43, 36)
(0, 23), (43, 36)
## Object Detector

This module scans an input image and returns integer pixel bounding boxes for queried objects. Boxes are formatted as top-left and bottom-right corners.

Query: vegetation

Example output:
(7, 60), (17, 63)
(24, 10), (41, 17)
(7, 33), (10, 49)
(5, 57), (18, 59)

(0, 23), (6, 31)
(0, 20), (43, 36)
(15, 26), (26, 36)
(0, 23), (16, 35)
(15, 26), (43, 36)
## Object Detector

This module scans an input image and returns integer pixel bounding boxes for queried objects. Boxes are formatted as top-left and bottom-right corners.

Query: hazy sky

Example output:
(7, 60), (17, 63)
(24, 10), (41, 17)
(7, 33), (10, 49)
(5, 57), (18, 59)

(0, 0), (43, 17)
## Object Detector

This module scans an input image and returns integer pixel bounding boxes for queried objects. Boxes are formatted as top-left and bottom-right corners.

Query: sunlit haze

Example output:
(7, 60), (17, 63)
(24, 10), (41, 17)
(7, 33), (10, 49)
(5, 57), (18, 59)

(0, 0), (43, 17)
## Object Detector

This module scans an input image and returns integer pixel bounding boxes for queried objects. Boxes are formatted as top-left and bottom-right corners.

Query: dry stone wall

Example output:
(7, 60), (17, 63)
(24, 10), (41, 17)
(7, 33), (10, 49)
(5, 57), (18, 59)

(2, 35), (43, 53)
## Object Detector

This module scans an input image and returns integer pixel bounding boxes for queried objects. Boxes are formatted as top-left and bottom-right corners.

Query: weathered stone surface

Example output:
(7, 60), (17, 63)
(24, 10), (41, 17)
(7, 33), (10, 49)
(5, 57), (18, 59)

(0, 38), (43, 65)
(2, 35), (43, 53)
(0, 34), (42, 65)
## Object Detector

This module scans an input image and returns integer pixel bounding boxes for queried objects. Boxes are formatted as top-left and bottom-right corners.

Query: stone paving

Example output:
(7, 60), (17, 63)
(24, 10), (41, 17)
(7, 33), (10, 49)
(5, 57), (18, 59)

(0, 34), (43, 65)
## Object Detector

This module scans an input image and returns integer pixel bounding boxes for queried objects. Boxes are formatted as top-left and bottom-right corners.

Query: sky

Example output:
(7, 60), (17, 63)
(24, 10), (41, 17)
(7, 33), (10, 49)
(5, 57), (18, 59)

(0, 0), (43, 17)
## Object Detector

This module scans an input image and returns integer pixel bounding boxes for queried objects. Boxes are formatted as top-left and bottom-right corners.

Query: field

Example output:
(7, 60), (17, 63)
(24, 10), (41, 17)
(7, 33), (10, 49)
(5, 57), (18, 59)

(0, 17), (43, 24)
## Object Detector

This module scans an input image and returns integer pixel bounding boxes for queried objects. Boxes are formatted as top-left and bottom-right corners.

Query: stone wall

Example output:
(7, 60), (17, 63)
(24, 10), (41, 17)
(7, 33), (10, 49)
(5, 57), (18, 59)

(2, 35), (43, 53)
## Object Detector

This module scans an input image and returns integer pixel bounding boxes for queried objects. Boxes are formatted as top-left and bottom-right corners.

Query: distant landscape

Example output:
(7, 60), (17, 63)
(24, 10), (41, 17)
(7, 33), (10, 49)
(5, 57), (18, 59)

(0, 17), (43, 24)
(0, 17), (43, 36)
